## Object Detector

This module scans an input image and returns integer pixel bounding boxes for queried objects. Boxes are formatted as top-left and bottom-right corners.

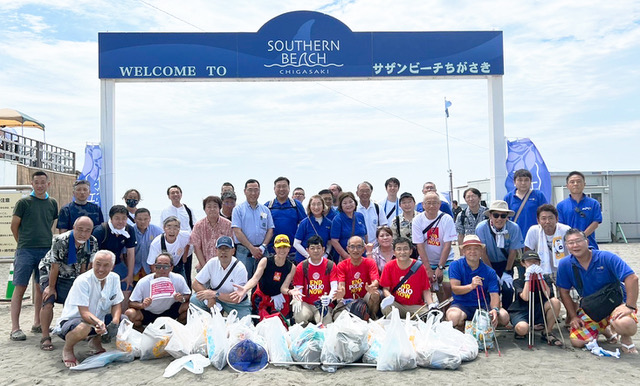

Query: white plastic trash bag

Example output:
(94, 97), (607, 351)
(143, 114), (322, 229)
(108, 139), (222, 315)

(186, 303), (211, 357)
(363, 320), (386, 364)
(256, 316), (292, 365)
(164, 318), (194, 359)
(376, 308), (417, 371)
(163, 354), (210, 377)
(321, 311), (368, 372)
(116, 319), (143, 358)
(206, 308), (228, 370)
(140, 317), (174, 360)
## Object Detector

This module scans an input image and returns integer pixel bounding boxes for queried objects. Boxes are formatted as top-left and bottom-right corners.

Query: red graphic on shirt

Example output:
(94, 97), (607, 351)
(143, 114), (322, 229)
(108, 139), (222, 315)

(293, 259), (338, 304)
(427, 227), (441, 246)
(273, 271), (282, 282)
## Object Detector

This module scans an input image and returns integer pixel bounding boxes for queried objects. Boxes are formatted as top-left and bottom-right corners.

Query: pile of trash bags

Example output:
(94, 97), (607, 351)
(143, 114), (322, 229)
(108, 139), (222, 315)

(112, 304), (479, 376)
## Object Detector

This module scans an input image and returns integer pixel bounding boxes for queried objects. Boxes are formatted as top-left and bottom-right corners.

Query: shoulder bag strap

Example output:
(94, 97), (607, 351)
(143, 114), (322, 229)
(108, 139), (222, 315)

(571, 263), (584, 295)
(350, 213), (357, 237)
(513, 190), (533, 222)
(391, 259), (423, 294)
(160, 234), (169, 253)
(212, 261), (238, 291)
(422, 213), (444, 235)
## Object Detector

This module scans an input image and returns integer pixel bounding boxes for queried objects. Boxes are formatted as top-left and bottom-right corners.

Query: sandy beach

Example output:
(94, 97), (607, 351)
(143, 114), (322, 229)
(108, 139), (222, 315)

(1, 242), (639, 385)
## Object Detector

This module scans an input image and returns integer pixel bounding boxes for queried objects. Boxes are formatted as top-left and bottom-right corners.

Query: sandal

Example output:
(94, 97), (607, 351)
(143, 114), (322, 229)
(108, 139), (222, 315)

(514, 332), (526, 340)
(40, 336), (54, 351)
(31, 325), (42, 334)
(606, 333), (620, 344)
(541, 332), (563, 347)
(621, 343), (638, 354)
(10, 329), (26, 341)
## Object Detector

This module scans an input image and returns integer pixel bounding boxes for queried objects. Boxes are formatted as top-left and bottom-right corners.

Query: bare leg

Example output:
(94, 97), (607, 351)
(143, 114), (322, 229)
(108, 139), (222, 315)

(10, 285), (27, 332)
(62, 323), (92, 367)
(120, 291), (131, 313)
(32, 278), (42, 327)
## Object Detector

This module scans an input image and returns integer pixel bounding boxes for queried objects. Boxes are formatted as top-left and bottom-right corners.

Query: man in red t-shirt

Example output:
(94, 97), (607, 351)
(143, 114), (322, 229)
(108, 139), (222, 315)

(334, 236), (380, 319)
(282, 236), (337, 325)
(379, 237), (437, 318)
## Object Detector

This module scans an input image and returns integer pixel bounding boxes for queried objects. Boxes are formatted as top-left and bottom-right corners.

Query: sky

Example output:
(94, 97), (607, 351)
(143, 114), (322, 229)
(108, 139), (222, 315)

(1, 0), (639, 222)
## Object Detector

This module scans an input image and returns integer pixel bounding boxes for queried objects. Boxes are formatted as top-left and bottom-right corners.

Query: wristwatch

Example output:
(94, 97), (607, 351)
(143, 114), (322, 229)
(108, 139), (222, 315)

(437, 265), (445, 270)
(492, 307), (500, 313)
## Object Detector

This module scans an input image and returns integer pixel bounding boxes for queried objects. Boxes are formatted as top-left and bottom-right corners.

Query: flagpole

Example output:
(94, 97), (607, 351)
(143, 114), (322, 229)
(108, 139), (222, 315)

(444, 97), (453, 204)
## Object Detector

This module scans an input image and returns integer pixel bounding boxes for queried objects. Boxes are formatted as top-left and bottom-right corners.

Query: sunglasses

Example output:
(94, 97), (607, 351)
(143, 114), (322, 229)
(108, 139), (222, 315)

(155, 264), (171, 270)
(492, 213), (509, 219)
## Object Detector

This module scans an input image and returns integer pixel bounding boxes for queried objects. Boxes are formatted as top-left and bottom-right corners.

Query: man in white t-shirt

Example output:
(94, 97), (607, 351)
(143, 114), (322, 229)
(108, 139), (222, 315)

(56, 250), (124, 368)
(160, 185), (196, 285)
(524, 204), (570, 278)
(125, 253), (191, 328)
(190, 236), (251, 318)
(356, 181), (387, 245)
(412, 192), (457, 301)
(379, 177), (402, 221)
(147, 216), (191, 282)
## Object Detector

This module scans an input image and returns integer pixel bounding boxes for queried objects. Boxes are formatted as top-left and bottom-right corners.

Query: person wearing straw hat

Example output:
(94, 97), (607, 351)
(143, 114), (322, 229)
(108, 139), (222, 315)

(475, 200), (524, 310)
(508, 250), (563, 346)
(447, 235), (509, 329)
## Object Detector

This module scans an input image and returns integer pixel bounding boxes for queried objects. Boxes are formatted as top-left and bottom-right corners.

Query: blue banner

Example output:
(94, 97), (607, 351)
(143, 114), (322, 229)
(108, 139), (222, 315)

(99, 11), (503, 80)
(78, 144), (102, 208)
(505, 138), (552, 201)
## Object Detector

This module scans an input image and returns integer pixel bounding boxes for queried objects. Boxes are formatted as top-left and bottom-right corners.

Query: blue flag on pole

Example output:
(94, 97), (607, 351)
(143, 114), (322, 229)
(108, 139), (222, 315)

(78, 144), (103, 208)
(505, 138), (552, 201)
(445, 100), (452, 118)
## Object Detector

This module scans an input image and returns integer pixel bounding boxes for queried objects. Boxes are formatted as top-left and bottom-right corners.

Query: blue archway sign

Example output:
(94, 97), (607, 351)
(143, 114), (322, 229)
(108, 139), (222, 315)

(97, 10), (507, 218)
(99, 10), (503, 80)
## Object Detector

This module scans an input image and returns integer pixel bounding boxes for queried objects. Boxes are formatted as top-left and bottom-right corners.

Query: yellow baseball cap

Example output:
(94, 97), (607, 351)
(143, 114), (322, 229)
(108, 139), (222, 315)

(274, 234), (291, 248)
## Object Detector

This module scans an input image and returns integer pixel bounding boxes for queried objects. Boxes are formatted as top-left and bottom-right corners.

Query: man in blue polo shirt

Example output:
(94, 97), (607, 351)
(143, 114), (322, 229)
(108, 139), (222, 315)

(265, 176), (306, 258)
(556, 228), (638, 353)
(57, 180), (104, 233)
(503, 169), (548, 237)
(447, 235), (509, 330)
(556, 171), (602, 250)
(132, 208), (163, 279)
(232, 179), (274, 279)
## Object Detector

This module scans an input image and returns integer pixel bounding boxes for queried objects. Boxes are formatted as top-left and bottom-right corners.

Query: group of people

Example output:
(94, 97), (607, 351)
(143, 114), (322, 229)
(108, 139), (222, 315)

(8, 170), (638, 368)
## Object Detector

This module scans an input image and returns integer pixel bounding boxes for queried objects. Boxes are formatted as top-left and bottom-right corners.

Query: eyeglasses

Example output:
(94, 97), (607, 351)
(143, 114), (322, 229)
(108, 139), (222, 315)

(347, 244), (365, 250)
(492, 213), (509, 219)
(155, 264), (171, 270)
(574, 207), (586, 218)
(565, 238), (587, 246)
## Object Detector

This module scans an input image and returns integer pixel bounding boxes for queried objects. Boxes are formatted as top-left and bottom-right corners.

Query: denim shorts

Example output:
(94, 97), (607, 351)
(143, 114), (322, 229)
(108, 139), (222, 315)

(13, 248), (49, 287)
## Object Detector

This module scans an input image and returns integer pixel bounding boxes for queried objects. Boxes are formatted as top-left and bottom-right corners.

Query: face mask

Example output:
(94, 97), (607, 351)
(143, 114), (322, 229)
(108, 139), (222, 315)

(126, 199), (139, 208)
(91, 270), (107, 282)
